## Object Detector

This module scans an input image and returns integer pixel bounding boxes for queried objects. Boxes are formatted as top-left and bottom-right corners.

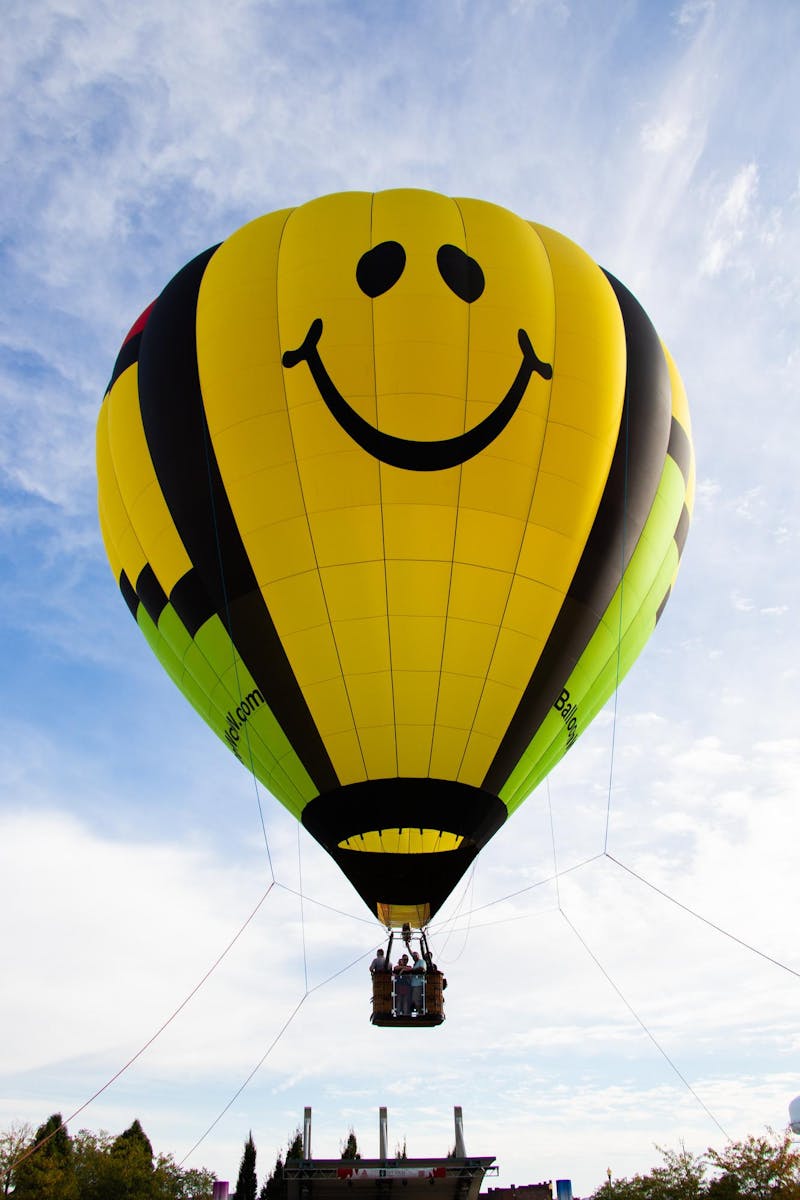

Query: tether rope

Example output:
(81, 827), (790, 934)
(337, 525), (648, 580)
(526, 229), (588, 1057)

(606, 853), (800, 980)
(10, 882), (277, 1173)
(297, 824), (308, 992)
(432, 849), (800, 982)
(179, 945), (375, 1166)
(560, 907), (731, 1141)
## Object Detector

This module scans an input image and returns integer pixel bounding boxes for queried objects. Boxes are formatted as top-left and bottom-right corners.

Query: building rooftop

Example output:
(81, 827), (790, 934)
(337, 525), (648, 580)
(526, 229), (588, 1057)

(284, 1156), (497, 1200)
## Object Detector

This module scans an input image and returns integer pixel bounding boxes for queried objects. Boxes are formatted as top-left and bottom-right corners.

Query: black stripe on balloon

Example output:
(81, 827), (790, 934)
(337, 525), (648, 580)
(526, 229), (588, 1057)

(106, 332), (142, 396)
(170, 567), (216, 639)
(136, 247), (338, 794)
(119, 570), (140, 619)
(668, 416), (692, 485)
(655, 586), (671, 624)
(674, 503), (690, 558)
(136, 563), (169, 626)
(483, 269), (673, 797)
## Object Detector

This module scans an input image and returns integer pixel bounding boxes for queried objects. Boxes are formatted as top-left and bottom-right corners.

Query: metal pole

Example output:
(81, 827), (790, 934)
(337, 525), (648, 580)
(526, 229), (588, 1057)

(379, 1106), (388, 1161)
(454, 1106), (466, 1158)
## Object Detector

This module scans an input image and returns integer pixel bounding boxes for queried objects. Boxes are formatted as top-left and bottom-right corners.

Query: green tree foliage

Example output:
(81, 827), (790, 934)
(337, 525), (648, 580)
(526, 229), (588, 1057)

(341, 1130), (360, 1161)
(706, 1133), (800, 1200)
(591, 1133), (800, 1200)
(165, 1163), (216, 1199)
(0, 1121), (32, 1198)
(286, 1130), (304, 1161)
(11, 1113), (79, 1200)
(3, 1115), (215, 1200)
(114, 1119), (155, 1163)
(261, 1129), (306, 1200)
(260, 1152), (285, 1200)
(72, 1123), (162, 1200)
(233, 1131), (258, 1200)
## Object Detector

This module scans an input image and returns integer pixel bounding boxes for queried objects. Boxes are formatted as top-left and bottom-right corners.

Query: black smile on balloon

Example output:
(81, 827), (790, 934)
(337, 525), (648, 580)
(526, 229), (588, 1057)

(282, 241), (553, 472)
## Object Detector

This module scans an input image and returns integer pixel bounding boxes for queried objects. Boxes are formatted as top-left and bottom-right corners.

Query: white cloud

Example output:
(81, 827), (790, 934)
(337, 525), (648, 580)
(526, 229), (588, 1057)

(674, 0), (717, 29)
(700, 162), (759, 276)
(640, 116), (691, 155)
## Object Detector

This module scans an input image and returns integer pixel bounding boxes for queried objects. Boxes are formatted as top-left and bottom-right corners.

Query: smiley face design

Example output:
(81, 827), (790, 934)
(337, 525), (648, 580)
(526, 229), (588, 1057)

(282, 230), (553, 472)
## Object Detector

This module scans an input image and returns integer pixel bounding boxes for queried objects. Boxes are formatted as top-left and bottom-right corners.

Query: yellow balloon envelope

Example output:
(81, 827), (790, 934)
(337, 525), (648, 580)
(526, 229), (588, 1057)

(97, 189), (694, 927)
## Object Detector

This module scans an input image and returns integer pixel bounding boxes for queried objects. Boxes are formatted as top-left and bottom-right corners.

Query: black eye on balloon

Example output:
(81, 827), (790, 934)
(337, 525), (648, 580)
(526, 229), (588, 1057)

(437, 244), (485, 303)
(356, 241), (406, 298)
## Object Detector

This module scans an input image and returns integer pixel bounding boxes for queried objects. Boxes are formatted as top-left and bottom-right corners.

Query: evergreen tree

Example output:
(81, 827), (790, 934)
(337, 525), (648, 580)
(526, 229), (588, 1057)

(260, 1154), (285, 1200)
(11, 1113), (79, 1200)
(112, 1118), (154, 1163)
(233, 1131), (258, 1200)
(341, 1130), (361, 1161)
(261, 1129), (303, 1200)
(286, 1130), (303, 1161)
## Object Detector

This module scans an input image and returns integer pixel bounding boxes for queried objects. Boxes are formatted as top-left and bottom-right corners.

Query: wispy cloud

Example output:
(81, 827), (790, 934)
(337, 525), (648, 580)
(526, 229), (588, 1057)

(700, 162), (759, 276)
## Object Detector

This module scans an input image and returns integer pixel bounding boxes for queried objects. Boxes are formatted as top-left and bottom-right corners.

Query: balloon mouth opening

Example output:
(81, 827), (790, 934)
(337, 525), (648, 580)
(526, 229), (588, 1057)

(302, 777), (507, 923)
(377, 902), (432, 928)
(337, 828), (464, 853)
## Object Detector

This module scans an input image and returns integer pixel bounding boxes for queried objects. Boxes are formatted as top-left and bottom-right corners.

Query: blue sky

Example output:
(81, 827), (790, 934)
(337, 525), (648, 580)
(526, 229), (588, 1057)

(2, 0), (800, 1193)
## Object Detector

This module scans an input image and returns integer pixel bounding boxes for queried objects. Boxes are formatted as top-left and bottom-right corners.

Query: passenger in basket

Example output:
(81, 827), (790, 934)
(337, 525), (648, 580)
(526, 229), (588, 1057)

(409, 953), (426, 1015)
(393, 954), (412, 1016)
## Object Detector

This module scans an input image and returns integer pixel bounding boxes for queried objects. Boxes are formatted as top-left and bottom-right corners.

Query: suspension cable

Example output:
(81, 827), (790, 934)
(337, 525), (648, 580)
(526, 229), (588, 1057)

(428, 853), (605, 928)
(435, 903), (560, 936)
(274, 880), (380, 927)
(547, 777), (561, 910)
(434, 865), (477, 965)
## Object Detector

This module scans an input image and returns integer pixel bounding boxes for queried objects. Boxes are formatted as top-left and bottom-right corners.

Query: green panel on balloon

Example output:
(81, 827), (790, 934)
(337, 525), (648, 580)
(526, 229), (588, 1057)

(192, 616), (317, 814)
(501, 456), (687, 812)
(139, 601), (313, 815)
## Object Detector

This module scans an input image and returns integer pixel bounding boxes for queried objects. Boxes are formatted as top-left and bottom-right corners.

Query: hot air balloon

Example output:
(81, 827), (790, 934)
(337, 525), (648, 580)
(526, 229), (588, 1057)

(97, 189), (693, 958)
